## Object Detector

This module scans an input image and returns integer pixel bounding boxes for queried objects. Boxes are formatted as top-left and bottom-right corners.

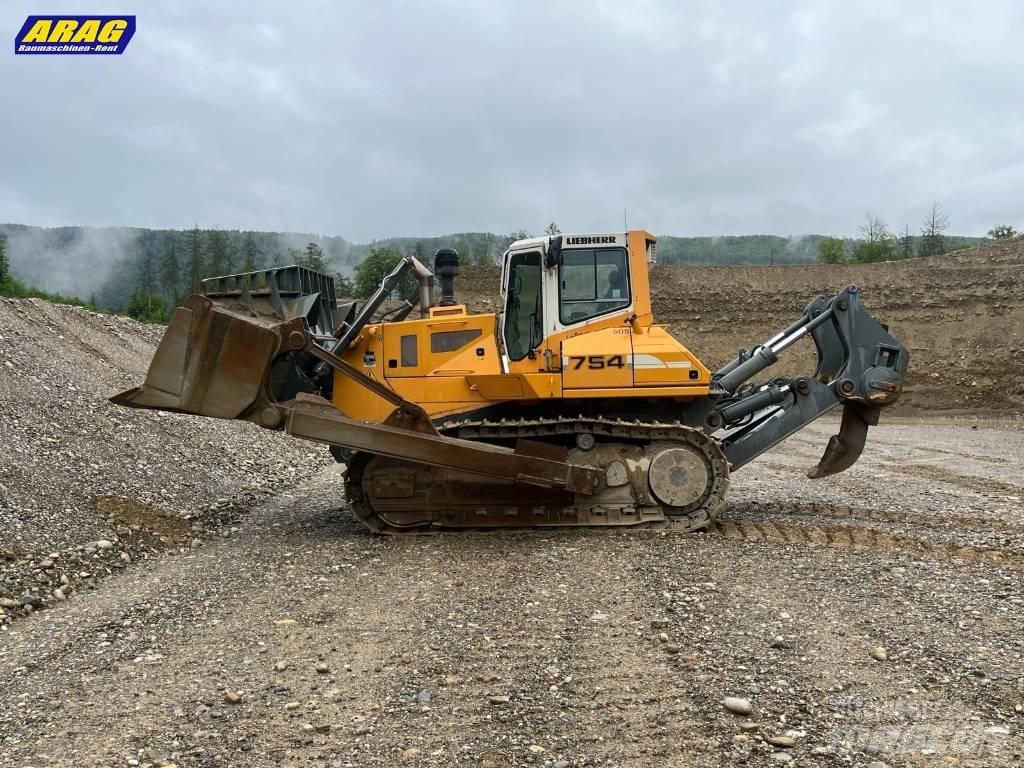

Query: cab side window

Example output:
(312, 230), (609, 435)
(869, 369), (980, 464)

(559, 248), (630, 325)
(503, 251), (543, 361)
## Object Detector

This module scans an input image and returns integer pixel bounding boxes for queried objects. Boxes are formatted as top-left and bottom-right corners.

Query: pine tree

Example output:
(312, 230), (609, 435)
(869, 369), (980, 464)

(160, 238), (181, 303)
(898, 225), (913, 259)
(0, 234), (9, 282)
(185, 225), (205, 293)
(919, 203), (949, 258)
(224, 235), (235, 273)
(125, 289), (168, 324)
(207, 230), (231, 276)
(241, 232), (260, 272)
(335, 272), (355, 298)
(137, 233), (158, 316)
(301, 242), (329, 272)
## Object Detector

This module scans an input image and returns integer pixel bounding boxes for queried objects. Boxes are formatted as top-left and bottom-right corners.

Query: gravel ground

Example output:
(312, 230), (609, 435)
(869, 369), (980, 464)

(0, 298), (329, 619)
(1, 417), (1022, 768)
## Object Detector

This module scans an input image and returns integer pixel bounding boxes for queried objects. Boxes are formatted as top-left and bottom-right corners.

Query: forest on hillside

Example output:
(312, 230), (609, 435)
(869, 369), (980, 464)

(0, 224), (517, 316)
(0, 222), (990, 321)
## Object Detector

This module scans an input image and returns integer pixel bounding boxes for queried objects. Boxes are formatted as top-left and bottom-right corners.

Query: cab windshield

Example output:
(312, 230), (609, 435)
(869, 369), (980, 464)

(559, 247), (630, 325)
(503, 251), (543, 361)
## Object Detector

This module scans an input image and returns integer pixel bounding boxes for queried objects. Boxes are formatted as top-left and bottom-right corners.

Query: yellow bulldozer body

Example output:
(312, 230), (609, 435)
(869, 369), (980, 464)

(111, 226), (908, 533)
(332, 230), (711, 422)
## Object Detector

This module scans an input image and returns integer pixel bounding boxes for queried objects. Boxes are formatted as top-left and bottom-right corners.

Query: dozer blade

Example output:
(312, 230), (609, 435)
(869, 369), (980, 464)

(807, 404), (874, 479)
(111, 295), (284, 420)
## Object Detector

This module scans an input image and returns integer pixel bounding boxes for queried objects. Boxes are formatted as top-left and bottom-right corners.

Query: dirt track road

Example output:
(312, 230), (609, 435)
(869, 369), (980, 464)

(1, 419), (1022, 768)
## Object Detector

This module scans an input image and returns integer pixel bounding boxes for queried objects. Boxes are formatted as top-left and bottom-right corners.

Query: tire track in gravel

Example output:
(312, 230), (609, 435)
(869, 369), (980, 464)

(351, 531), (705, 767)
(891, 463), (1024, 496)
(707, 516), (1024, 569)
(726, 501), (1020, 534)
(4, 466), (1022, 767)
(900, 444), (1015, 466)
(540, 541), (708, 767)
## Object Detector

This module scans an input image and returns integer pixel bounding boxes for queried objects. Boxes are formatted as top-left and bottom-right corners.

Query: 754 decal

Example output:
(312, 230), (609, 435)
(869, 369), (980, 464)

(567, 354), (626, 370)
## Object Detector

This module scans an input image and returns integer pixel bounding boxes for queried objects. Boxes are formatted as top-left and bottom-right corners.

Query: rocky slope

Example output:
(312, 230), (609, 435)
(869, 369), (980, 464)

(0, 298), (328, 624)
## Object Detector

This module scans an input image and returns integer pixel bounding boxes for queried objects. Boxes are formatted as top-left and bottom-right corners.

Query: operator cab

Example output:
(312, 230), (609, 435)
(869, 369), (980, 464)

(500, 231), (656, 365)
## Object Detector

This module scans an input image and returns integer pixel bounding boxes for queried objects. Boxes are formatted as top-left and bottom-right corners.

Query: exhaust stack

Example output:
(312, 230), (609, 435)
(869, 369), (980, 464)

(434, 248), (459, 306)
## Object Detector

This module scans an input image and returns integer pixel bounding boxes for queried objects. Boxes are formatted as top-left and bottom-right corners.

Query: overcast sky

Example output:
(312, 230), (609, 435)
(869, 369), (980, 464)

(2, 1), (1022, 241)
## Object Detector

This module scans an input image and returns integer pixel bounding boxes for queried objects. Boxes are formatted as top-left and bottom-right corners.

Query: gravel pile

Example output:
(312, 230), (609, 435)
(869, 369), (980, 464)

(0, 298), (328, 624)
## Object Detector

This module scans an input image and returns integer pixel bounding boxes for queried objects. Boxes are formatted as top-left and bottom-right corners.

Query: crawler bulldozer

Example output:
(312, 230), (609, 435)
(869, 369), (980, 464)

(113, 231), (908, 533)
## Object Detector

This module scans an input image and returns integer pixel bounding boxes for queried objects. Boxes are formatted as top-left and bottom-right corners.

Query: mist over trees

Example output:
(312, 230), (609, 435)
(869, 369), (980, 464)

(0, 230), (106, 310)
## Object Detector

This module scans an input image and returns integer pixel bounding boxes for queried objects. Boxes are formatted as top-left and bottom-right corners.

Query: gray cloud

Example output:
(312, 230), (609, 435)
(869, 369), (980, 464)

(1, 0), (1022, 240)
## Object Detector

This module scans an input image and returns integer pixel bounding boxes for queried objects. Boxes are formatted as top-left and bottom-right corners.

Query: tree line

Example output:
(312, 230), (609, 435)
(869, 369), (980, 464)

(817, 203), (1013, 264)
(0, 224), (543, 322)
(132, 225), (564, 319)
(125, 228), (358, 323)
(123, 227), (368, 323)
(3, 216), (1017, 324)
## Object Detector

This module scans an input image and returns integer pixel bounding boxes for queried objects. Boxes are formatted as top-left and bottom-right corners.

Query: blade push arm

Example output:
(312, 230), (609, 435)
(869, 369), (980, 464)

(110, 295), (604, 495)
(710, 285), (908, 477)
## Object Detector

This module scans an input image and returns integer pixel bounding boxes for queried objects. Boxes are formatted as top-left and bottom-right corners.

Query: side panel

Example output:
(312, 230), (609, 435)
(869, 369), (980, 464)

(333, 312), (508, 422)
(382, 312), (499, 378)
(561, 327), (633, 389)
(465, 373), (562, 400)
(632, 325), (711, 387)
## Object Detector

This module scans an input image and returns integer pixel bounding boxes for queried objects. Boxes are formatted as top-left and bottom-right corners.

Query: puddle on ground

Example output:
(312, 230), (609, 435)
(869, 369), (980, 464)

(92, 495), (190, 540)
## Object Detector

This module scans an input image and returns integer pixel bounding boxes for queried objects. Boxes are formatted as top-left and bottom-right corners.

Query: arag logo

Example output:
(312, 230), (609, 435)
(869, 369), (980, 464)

(15, 16), (135, 55)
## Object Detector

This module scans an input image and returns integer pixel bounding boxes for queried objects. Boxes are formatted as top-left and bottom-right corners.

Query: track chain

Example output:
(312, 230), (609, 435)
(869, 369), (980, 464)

(344, 416), (730, 534)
